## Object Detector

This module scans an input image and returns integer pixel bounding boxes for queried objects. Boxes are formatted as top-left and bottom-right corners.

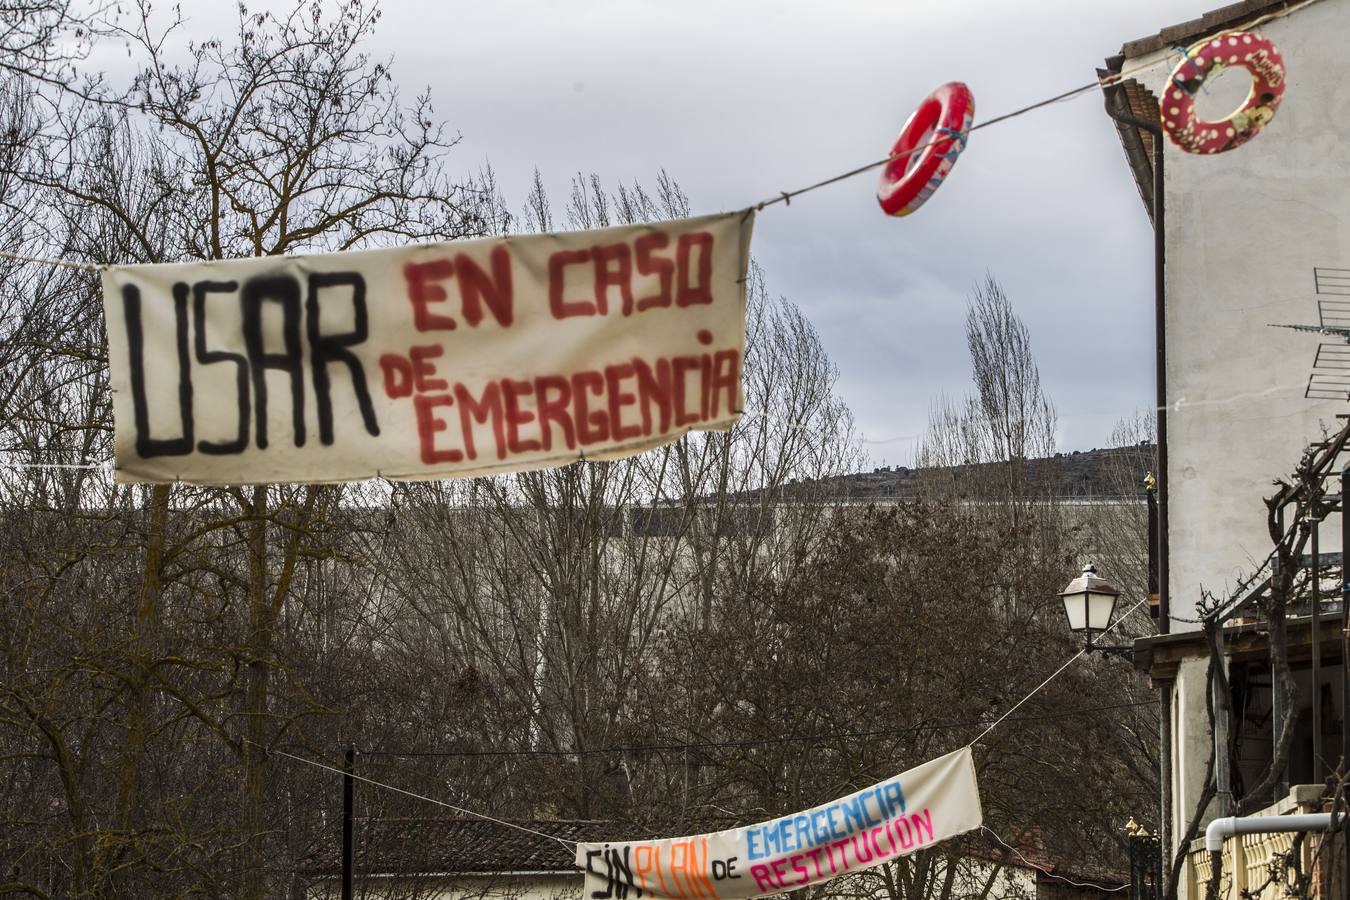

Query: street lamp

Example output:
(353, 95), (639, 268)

(1059, 563), (1132, 657)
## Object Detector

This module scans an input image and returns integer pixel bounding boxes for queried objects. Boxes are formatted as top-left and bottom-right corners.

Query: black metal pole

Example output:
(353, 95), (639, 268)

(1103, 82), (1169, 886)
(1341, 470), (1349, 893)
(343, 745), (354, 900)
(1151, 107), (1168, 639)
(1100, 78), (1168, 634)
(1312, 517), (1322, 783)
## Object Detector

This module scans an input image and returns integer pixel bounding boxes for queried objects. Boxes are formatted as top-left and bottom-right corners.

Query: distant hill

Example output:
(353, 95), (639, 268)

(787, 444), (1156, 503)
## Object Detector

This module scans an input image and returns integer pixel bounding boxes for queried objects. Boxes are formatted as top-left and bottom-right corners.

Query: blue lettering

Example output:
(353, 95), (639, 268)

(883, 781), (906, 816)
(747, 827), (762, 860)
(811, 810), (829, 845)
(778, 819), (794, 853)
(764, 822), (781, 856)
(841, 796), (867, 834)
(794, 815), (811, 851)
(860, 791), (882, 827)
(827, 805), (846, 840)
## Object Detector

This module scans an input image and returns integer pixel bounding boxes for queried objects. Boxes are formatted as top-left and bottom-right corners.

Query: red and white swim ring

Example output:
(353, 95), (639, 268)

(876, 82), (974, 217)
(1161, 31), (1286, 155)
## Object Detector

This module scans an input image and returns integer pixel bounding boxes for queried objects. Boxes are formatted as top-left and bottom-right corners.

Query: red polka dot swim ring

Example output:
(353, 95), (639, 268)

(877, 82), (974, 216)
(1161, 31), (1285, 154)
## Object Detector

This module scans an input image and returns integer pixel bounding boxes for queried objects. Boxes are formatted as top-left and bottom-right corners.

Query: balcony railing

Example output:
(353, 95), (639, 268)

(1185, 786), (1340, 899)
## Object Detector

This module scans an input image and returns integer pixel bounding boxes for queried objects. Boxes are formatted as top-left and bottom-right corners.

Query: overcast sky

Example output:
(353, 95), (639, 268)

(189, 1), (1222, 463)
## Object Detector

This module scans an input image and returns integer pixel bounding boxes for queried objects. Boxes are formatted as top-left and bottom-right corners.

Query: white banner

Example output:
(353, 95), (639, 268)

(576, 747), (982, 900)
(102, 212), (754, 484)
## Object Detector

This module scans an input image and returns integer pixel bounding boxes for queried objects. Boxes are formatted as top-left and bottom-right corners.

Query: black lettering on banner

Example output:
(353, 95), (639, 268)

(587, 846), (640, 900)
(586, 849), (611, 899)
(712, 857), (741, 880)
(124, 283), (194, 458)
(192, 280), (248, 454)
(241, 274), (306, 449)
(607, 846), (634, 899)
(306, 271), (379, 444)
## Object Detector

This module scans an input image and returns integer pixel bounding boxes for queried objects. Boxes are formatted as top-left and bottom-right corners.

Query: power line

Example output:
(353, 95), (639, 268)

(264, 746), (575, 849)
(357, 699), (1155, 759)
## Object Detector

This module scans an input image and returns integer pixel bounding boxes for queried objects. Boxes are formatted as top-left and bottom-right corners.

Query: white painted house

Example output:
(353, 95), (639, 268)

(1102, 0), (1350, 896)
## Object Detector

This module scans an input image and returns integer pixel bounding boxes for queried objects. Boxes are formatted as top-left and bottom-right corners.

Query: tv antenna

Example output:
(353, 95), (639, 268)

(1269, 268), (1350, 399)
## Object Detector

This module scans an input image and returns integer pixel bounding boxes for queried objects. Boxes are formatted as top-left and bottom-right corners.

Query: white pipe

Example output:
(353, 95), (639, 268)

(1204, 813), (1345, 852)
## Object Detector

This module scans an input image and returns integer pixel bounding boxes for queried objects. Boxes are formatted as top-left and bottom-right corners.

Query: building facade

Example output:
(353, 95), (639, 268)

(1102, 1), (1350, 896)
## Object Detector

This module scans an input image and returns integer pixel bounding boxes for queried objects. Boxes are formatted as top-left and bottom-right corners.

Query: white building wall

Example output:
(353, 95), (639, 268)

(1123, 0), (1350, 633)
(1118, 5), (1350, 896)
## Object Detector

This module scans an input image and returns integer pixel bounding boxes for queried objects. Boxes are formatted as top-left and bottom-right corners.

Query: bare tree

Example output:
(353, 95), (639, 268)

(0, 2), (488, 896)
(917, 274), (1057, 500)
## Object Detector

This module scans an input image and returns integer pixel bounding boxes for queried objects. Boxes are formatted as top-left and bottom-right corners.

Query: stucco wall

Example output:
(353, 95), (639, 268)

(1124, 0), (1349, 632)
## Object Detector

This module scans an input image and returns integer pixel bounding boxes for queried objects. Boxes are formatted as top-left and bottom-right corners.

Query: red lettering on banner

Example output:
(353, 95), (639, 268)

(699, 353), (712, 420)
(594, 243), (634, 316)
(750, 865), (777, 893)
(454, 382), (506, 460)
(404, 260), (457, 330)
(380, 353), (414, 398)
(710, 349), (739, 417)
(672, 356), (701, 427)
(413, 394), (463, 464)
(869, 825), (888, 859)
(635, 233), (673, 311)
(827, 838), (850, 873)
(410, 344), (447, 392)
(911, 809), (934, 844)
(549, 249), (595, 318)
(633, 357), (672, 435)
(572, 370), (609, 444)
(455, 246), (514, 327)
(502, 379), (541, 454)
(676, 232), (713, 306)
(534, 375), (575, 451)
(605, 363), (640, 442)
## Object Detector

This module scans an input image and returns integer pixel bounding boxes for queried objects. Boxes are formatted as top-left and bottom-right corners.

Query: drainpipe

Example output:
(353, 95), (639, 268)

(1205, 813), (1345, 852)
(1102, 78), (1168, 635)
(1103, 75), (1171, 879)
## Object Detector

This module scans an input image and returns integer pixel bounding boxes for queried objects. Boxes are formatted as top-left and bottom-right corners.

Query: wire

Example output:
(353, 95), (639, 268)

(0, 460), (110, 471)
(358, 700), (1156, 759)
(967, 596), (1151, 748)
(0, 0), (1321, 275)
(0, 247), (100, 273)
(265, 746), (577, 849)
(751, 0), (1324, 212)
(980, 825), (1130, 893)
